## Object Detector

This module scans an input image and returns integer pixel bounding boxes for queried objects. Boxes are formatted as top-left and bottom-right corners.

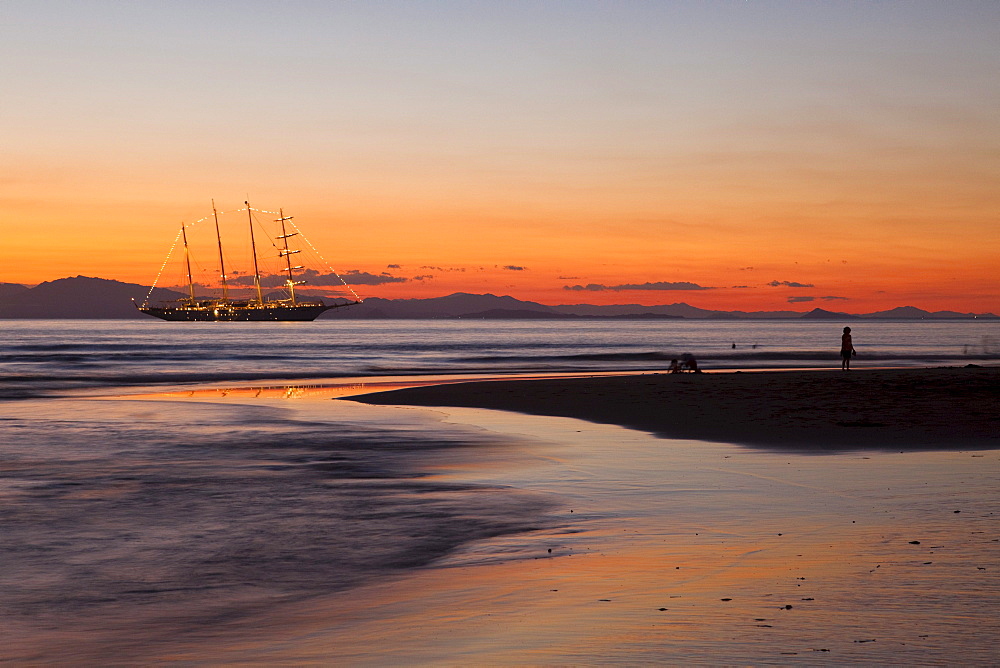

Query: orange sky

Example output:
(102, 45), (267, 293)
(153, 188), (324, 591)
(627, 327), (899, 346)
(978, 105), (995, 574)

(2, 2), (998, 313)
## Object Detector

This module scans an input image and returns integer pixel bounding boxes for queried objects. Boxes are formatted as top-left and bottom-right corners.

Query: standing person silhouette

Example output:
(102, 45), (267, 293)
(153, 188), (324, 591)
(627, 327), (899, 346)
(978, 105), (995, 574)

(840, 326), (856, 370)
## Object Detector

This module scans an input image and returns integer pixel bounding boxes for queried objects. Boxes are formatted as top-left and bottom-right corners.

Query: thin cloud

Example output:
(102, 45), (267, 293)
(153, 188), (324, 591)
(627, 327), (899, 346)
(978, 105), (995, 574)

(564, 281), (714, 292)
(788, 295), (849, 303)
(230, 268), (408, 287)
(418, 264), (465, 272)
(769, 280), (814, 288)
(503, 265), (527, 271)
(230, 274), (293, 288)
(339, 270), (408, 285)
(292, 268), (411, 286)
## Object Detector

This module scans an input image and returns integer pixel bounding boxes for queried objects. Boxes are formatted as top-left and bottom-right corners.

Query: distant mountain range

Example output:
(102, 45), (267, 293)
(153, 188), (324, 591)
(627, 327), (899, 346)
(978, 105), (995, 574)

(0, 276), (995, 320)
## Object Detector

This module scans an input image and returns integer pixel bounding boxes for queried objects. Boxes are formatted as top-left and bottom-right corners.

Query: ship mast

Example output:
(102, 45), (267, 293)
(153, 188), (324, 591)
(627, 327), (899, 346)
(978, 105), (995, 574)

(246, 201), (264, 305)
(212, 200), (229, 302)
(181, 222), (196, 304)
(276, 208), (304, 306)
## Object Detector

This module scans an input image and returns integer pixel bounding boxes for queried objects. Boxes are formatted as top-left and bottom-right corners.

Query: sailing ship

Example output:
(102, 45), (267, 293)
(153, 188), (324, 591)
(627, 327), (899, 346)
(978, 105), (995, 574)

(137, 201), (361, 321)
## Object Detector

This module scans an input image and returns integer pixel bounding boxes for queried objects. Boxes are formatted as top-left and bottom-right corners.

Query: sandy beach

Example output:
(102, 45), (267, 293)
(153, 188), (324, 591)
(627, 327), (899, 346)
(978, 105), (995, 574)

(27, 400), (995, 665)
(4, 365), (998, 664)
(353, 366), (1000, 451)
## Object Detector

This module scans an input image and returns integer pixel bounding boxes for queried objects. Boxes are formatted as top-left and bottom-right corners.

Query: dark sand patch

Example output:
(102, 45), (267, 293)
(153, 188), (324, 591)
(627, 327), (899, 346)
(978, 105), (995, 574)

(350, 367), (1000, 450)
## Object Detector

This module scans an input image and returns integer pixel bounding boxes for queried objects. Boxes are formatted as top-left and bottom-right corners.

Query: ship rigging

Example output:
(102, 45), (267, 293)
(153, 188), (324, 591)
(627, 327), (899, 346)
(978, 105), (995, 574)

(137, 201), (361, 321)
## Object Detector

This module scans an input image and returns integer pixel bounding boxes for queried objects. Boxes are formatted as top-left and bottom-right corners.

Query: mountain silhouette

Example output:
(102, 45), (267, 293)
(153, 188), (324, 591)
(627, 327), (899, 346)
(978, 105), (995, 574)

(0, 276), (185, 318)
(0, 276), (995, 320)
(0, 283), (31, 301)
(322, 293), (556, 319)
(800, 307), (859, 320)
(550, 302), (716, 318)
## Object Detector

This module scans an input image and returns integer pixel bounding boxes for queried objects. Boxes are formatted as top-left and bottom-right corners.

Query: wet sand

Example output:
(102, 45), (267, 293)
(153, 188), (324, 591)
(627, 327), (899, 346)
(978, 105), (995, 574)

(353, 366), (1000, 450)
(95, 407), (1000, 664)
(6, 370), (999, 664)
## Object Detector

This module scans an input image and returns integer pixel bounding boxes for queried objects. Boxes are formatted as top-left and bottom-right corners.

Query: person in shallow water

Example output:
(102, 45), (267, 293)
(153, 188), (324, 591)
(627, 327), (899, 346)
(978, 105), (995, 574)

(841, 326), (856, 370)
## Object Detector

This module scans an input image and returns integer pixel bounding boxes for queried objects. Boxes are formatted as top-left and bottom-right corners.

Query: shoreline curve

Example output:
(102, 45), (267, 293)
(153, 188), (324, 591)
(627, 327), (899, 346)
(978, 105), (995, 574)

(348, 366), (1000, 451)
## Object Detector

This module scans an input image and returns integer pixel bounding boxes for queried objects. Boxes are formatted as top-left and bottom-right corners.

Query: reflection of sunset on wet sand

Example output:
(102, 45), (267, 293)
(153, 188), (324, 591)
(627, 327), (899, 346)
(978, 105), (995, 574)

(112, 371), (637, 402)
(4, 361), (997, 664)
(44, 406), (991, 665)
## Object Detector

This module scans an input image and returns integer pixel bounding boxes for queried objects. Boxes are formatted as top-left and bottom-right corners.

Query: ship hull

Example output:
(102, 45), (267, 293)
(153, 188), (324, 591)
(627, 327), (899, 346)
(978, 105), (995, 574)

(139, 303), (337, 322)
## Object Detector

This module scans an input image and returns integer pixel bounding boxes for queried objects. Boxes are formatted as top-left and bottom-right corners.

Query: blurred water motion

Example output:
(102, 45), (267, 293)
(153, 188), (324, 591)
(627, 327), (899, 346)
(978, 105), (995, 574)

(0, 397), (556, 662)
(2, 319), (997, 399)
(2, 318), (998, 664)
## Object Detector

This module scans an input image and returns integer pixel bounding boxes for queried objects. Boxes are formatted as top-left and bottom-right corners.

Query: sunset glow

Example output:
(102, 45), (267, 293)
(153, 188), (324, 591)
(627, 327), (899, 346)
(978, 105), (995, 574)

(2, 1), (997, 313)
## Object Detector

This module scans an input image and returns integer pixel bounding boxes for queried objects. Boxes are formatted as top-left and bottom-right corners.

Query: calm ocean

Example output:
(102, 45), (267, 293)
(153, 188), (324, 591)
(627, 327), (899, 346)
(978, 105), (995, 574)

(2, 318), (997, 398)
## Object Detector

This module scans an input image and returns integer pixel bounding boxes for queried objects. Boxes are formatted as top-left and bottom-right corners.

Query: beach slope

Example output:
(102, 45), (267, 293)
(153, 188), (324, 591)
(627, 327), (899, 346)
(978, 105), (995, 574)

(351, 367), (1000, 450)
